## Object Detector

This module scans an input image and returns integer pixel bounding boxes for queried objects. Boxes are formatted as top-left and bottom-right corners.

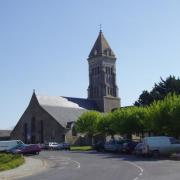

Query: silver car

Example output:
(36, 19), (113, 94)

(104, 139), (124, 152)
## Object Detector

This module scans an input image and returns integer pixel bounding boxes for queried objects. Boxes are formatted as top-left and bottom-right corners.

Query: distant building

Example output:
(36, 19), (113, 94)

(11, 31), (120, 144)
(0, 130), (11, 141)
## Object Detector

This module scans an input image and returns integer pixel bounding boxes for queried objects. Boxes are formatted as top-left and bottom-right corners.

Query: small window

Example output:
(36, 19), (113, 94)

(72, 126), (77, 136)
(66, 122), (72, 128)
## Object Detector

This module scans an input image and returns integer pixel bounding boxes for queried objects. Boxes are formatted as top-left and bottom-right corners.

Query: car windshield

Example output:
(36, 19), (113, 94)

(17, 140), (24, 145)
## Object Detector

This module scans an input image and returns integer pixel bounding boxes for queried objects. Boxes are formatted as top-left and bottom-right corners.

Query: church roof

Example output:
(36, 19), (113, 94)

(88, 30), (116, 58)
(36, 95), (98, 128)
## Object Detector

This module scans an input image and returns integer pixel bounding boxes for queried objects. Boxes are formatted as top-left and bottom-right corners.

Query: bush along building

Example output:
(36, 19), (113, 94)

(11, 30), (120, 144)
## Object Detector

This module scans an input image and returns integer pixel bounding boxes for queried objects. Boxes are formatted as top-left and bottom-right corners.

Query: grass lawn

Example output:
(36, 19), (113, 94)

(0, 153), (24, 171)
(70, 146), (93, 151)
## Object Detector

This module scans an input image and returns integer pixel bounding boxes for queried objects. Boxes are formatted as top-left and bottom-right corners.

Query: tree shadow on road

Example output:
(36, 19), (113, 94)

(69, 150), (174, 162)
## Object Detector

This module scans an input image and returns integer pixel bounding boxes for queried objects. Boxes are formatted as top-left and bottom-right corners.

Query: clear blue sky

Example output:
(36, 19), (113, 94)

(0, 0), (180, 129)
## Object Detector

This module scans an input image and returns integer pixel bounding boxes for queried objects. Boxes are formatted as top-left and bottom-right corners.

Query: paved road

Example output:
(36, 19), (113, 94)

(20, 151), (180, 180)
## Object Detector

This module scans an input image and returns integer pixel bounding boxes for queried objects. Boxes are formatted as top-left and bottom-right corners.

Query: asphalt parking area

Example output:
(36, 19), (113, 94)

(10, 150), (180, 180)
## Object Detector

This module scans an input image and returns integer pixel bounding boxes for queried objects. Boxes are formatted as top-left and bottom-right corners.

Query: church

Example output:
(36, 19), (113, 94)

(11, 30), (121, 144)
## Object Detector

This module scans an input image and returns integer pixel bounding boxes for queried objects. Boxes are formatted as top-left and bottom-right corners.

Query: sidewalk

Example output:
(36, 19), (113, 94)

(0, 157), (47, 180)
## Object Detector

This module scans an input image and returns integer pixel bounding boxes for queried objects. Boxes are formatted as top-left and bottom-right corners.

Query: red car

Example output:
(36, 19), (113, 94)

(8, 144), (41, 155)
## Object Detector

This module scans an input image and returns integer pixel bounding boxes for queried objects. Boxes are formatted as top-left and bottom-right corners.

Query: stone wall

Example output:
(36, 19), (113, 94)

(11, 95), (66, 144)
(103, 96), (120, 112)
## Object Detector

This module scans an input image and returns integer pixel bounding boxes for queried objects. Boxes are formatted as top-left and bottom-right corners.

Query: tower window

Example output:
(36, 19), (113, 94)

(108, 87), (110, 95)
(109, 50), (111, 56)
(104, 50), (107, 55)
(92, 67), (100, 76)
(92, 68), (95, 75)
(106, 67), (111, 74)
(111, 67), (113, 74)
(97, 67), (100, 74)
(106, 67), (108, 74)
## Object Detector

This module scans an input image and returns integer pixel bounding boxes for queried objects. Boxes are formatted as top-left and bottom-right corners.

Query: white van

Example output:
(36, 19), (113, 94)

(0, 140), (24, 152)
(142, 136), (180, 157)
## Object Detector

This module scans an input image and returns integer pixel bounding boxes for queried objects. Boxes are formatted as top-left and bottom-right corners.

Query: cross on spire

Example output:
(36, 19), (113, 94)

(99, 24), (102, 32)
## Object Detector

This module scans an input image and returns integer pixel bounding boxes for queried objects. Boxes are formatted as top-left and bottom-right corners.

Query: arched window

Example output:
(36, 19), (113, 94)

(31, 117), (36, 143)
(40, 120), (44, 143)
(97, 67), (100, 74)
(111, 67), (113, 74)
(106, 67), (108, 74)
(31, 117), (36, 133)
(23, 123), (28, 144)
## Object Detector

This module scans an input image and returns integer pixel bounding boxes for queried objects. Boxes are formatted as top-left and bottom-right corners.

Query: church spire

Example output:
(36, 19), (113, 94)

(88, 31), (115, 59)
(87, 31), (120, 112)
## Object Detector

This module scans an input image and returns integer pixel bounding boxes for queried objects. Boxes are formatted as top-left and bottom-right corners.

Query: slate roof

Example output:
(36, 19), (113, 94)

(88, 30), (116, 58)
(36, 95), (98, 128)
(0, 130), (11, 137)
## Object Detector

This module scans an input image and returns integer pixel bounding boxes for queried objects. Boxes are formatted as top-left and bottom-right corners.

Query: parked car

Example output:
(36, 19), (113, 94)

(93, 141), (105, 152)
(7, 144), (41, 155)
(48, 142), (60, 150)
(0, 140), (24, 152)
(142, 136), (180, 157)
(43, 142), (51, 150)
(104, 139), (130, 152)
(122, 141), (139, 154)
(134, 143), (143, 156)
(44, 142), (70, 150)
(58, 143), (71, 150)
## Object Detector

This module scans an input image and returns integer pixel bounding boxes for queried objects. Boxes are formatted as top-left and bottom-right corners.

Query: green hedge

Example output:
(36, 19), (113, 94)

(70, 146), (93, 151)
(0, 153), (24, 171)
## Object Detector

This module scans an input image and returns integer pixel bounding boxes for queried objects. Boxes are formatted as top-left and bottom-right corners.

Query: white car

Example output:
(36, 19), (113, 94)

(0, 140), (24, 152)
(142, 136), (180, 157)
(48, 142), (60, 150)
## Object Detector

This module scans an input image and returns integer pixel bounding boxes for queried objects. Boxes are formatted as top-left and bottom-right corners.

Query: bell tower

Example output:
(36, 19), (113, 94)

(87, 30), (120, 112)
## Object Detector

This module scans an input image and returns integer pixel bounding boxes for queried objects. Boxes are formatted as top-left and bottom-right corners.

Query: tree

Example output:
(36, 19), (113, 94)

(134, 90), (153, 106)
(135, 76), (180, 106)
(97, 113), (116, 137)
(110, 107), (147, 139)
(75, 111), (101, 144)
(147, 93), (180, 137)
